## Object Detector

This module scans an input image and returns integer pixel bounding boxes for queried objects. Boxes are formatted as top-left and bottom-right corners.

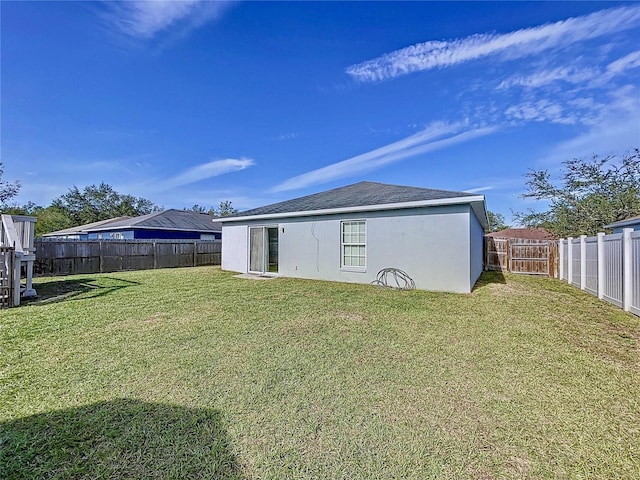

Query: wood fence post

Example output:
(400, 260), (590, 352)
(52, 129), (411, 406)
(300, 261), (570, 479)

(99, 240), (104, 274)
(193, 241), (197, 267)
(597, 232), (605, 300)
(580, 235), (587, 290)
(567, 237), (573, 284)
(153, 241), (157, 269)
(623, 228), (632, 312)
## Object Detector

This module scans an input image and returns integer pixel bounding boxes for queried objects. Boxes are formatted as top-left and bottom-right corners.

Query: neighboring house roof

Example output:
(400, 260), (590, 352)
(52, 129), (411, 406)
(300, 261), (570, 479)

(222, 181), (488, 227)
(43, 216), (132, 237)
(44, 210), (221, 236)
(88, 209), (222, 232)
(604, 214), (640, 229)
(486, 227), (557, 240)
(91, 209), (222, 233)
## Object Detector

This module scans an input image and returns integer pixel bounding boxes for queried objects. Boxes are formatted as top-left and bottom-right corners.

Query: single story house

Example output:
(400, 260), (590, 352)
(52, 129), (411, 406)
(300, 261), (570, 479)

(43, 209), (222, 240)
(605, 215), (640, 233)
(221, 181), (488, 293)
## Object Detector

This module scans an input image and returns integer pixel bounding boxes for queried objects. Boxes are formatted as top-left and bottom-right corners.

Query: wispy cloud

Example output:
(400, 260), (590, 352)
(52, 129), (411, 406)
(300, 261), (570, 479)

(163, 158), (254, 190)
(103, 0), (235, 40)
(275, 132), (299, 141)
(497, 66), (595, 90)
(607, 50), (640, 74)
(271, 122), (497, 192)
(505, 99), (576, 125)
(538, 85), (640, 166)
(498, 50), (640, 91)
(464, 186), (494, 193)
(346, 5), (640, 82)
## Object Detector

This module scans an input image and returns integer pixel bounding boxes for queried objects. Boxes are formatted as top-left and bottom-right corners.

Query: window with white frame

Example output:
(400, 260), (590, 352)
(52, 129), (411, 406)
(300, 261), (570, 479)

(341, 220), (366, 268)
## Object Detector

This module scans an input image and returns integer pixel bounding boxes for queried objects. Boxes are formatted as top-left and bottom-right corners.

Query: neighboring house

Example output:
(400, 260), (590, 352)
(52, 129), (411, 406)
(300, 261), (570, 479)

(486, 227), (557, 240)
(221, 181), (488, 293)
(44, 210), (222, 240)
(605, 215), (640, 233)
(41, 217), (132, 240)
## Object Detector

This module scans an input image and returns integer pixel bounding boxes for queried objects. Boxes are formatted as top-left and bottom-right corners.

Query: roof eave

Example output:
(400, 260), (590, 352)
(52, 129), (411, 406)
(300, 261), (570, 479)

(84, 225), (221, 233)
(604, 218), (640, 229)
(220, 195), (486, 223)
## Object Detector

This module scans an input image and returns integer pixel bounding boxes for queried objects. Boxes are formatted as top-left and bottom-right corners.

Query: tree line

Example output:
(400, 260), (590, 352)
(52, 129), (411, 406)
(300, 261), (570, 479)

(0, 175), (237, 236)
(1, 149), (639, 238)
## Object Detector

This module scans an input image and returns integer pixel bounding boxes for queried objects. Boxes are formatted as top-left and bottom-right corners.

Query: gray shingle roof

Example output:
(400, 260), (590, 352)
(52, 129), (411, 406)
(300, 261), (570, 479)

(88, 209), (222, 233)
(604, 214), (640, 229)
(233, 181), (478, 218)
(43, 216), (132, 236)
(44, 210), (221, 236)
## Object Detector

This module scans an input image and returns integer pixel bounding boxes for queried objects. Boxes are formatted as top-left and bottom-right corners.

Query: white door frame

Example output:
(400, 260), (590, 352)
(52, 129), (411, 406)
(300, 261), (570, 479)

(248, 225), (279, 275)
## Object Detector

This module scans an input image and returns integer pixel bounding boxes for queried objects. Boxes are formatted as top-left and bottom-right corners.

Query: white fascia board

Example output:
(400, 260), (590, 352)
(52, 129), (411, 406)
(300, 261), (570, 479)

(471, 198), (489, 230)
(604, 218), (640, 229)
(220, 196), (486, 223)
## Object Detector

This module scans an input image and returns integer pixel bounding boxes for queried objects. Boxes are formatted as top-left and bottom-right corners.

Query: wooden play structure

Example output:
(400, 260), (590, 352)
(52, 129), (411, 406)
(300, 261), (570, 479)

(1, 215), (37, 307)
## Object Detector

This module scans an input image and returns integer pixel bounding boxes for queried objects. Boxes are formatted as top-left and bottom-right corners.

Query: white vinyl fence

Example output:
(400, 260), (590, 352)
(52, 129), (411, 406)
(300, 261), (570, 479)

(559, 228), (639, 316)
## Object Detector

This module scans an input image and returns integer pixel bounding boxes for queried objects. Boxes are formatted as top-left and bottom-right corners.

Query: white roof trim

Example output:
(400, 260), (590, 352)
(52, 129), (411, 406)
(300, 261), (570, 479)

(220, 195), (486, 223)
(604, 216), (640, 228)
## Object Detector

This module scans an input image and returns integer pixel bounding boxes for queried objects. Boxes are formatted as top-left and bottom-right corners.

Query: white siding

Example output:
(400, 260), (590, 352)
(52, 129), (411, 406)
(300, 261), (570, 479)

(469, 206), (484, 288)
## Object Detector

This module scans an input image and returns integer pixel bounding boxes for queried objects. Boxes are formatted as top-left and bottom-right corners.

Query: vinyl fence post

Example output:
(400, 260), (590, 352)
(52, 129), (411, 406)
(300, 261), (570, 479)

(580, 235), (587, 290)
(597, 232), (605, 300)
(559, 239), (564, 280)
(623, 228), (632, 312)
(567, 237), (573, 284)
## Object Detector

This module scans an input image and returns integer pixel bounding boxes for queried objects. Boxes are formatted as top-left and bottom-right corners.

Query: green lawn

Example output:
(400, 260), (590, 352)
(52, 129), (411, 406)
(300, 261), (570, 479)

(1, 267), (639, 479)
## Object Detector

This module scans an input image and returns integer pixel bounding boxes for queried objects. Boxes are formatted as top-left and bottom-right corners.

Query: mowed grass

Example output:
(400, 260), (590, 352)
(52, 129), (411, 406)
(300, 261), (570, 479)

(1, 267), (639, 479)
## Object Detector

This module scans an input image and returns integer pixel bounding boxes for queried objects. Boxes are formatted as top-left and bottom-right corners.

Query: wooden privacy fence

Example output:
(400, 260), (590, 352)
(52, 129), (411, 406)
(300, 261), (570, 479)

(559, 228), (639, 316)
(34, 239), (221, 276)
(485, 237), (558, 277)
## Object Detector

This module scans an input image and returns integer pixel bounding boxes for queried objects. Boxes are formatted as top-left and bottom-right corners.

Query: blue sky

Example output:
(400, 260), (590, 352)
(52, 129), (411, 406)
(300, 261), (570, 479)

(2, 1), (639, 222)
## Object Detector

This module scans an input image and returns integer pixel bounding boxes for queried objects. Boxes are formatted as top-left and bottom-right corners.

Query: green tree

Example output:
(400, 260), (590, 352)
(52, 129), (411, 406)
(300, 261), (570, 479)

(187, 204), (209, 214)
(32, 206), (74, 236)
(0, 202), (73, 236)
(1, 201), (38, 216)
(0, 162), (21, 205)
(514, 149), (640, 237)
(52, 183), (160, 226)
(213, 201), (238, 217)
(486, 211), (508, 233)
(0, 202), (74, 236)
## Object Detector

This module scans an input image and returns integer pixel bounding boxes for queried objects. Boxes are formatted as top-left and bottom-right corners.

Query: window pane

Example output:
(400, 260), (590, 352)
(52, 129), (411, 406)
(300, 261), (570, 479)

(342, 221), (366, 268)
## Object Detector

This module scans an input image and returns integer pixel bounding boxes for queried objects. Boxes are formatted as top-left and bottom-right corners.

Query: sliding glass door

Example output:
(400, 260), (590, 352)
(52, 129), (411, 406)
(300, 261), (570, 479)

(249, 226), (278, 274)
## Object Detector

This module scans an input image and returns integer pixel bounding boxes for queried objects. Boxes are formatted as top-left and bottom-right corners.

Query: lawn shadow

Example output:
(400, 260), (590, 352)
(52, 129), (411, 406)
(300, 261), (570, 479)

(473, 270), (507, 291)
(25, 277), (140, 306)
(1, 398), (242, 479)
